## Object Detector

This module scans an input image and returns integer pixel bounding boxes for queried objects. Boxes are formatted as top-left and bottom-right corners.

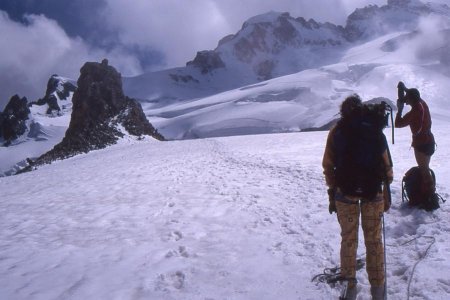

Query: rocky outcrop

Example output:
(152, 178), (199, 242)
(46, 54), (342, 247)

(186, 50), (225, 74)
(0, 75), (76, 147)
(254, 60), (275, 81)
(0, 95), (30, 145)
(34, 59), (164, 165)
(32, 75), (77, 114)
(233, 23), (269, 63)
(169, 74), (199, 83)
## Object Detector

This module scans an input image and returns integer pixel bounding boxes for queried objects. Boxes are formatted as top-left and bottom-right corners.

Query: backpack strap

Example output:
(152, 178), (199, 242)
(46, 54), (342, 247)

(436, 193), (446, 204)
(430, 169), (436, 185)
(402, 176), (408, 203)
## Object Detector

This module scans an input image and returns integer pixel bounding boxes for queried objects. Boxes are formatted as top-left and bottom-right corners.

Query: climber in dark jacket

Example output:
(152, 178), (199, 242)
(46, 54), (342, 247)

(323, 95), (393, 300)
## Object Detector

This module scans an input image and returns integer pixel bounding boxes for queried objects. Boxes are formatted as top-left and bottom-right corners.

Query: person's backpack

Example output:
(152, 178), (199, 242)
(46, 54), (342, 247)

(334, 102), (393, 199)
(402, 166), (446, 211)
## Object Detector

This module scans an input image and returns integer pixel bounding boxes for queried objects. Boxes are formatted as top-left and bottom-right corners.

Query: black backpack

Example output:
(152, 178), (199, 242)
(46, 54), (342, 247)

(402, 167), (446, 211)
(334, 102), (392, 199)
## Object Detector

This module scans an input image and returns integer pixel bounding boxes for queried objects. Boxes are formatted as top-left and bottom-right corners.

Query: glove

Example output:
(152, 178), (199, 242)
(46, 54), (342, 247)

(396, 99), (404, 113)
(397, 81), (406, 90)
(383, 184), (391, 212)
(328, 188), (337, 214)
(329, 201), (337, 214)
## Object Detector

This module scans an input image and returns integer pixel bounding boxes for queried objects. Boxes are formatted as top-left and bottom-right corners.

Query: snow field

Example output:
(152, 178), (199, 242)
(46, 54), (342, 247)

(1, 120), (450, 300)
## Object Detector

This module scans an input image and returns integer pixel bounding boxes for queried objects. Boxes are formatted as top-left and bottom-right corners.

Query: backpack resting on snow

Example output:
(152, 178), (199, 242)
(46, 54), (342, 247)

(402, 167), (446, 211)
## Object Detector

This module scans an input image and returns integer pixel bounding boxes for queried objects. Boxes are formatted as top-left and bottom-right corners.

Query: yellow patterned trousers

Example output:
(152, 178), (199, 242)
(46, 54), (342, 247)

(336, 193), (385, 288)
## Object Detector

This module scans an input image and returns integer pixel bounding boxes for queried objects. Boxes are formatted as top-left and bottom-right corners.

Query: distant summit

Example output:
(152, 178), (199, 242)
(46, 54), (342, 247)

(31, 75), (77, 115)
(0, 74), (76, 148)
(189, 11), (347, 81)
(198, 1), (450, 78)
(0, 95), (30, 145)
(3, 0), (450, 176)
(124, 1), (450, 103)
(345, 0), (450, 41)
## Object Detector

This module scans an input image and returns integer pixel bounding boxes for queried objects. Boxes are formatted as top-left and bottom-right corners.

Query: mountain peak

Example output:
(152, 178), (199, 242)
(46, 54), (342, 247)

(33, 60), (163, 166)
(0, 95), (30, 146)
(201, 11), (346, 80)
(344, 0), (450, 42)
(388, 0), (423, 7)
(243, 11), (290, 27)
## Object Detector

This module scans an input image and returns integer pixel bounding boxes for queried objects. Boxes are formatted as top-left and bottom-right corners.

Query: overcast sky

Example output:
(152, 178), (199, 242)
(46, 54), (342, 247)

(0, 0), (447, 108)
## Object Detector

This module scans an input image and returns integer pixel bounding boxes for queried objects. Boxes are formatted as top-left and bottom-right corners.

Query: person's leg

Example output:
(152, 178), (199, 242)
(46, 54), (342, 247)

(414, 147), (431, 169)
(414, 148), (434, 193)
(336, 198), (360, 288)
(361, 195), (385, 291)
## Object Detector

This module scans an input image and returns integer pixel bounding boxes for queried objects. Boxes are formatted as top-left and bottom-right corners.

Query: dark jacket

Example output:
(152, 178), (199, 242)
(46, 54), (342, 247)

(322, 125), (393, 195)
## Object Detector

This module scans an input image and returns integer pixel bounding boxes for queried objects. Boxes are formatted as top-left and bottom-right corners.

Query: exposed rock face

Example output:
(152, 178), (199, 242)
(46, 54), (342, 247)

(0, 95), (30, 145)
(230, 12), (346, 65)
(194, 12), (346, 80)
(35, 59), (164, 165)
(32, 74), (77, 114)
(254, 60), (275, 81)
(181, 12), (348, 81)
(169, 74), (199, 83)
(186, 50), (225, 74)
(233, 23), (270, 63)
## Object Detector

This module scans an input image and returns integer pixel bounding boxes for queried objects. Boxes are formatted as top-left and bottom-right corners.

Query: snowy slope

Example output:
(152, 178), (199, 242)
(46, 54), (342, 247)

(122, 0), (450, 105)
(142, 29), (450, 140)
(126, 3), (450, 140)
(0, 118), (449, 300)
(121, 11), (348, 105)
(3, 1), (450, 174)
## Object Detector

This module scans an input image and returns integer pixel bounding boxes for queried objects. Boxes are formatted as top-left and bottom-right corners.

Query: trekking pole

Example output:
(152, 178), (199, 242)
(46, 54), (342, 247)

(383, 183), (391, 300)
(382, 213), (388, 300)
(390, 110), (394, 145)
(384, 101), (394, 144)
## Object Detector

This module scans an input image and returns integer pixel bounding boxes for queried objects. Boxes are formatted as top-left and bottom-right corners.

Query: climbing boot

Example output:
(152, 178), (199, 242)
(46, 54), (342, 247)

(340, 282), (357, 300)
(370, 286), (384, 300)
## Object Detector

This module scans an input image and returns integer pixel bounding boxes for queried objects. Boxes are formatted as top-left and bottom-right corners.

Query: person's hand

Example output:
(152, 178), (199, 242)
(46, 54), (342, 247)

(387, 177), (393, 186)
(397, 81), (406, 90)
(396, 99), (404, 113)
(329, 201), (337, 214)
(383, 184), (391, 212)
(327, 188), (337, 214)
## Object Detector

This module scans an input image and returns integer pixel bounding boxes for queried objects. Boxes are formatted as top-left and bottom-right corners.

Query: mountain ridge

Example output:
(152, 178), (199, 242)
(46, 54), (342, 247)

(123, 0), (450, 104)
(2, 0), (450, 174)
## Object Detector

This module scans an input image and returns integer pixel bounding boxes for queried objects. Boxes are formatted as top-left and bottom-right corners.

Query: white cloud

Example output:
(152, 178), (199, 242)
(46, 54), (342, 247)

(102, 0), (232, 69)
(5, 0), (449, 109)
(413, 15), (450, 60)
(0, 11), (142, 109)
(102, 0), (388, 69)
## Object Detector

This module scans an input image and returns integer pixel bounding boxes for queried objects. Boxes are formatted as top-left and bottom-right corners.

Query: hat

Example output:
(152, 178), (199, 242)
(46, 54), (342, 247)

(405, 88), (421, 102)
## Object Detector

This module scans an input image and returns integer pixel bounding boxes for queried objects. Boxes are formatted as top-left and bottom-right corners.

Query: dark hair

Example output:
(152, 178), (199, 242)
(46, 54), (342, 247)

(405, 88), (421, 103)
(340, 94), (362, 119)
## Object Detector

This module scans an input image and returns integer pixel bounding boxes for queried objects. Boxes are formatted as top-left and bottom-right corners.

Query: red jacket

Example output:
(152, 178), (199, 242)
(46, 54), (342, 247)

(395, 99), (434, 147)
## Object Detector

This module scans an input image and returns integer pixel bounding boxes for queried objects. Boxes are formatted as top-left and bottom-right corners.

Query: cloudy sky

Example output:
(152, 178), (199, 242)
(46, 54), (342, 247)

(0, 0), (447, 108)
